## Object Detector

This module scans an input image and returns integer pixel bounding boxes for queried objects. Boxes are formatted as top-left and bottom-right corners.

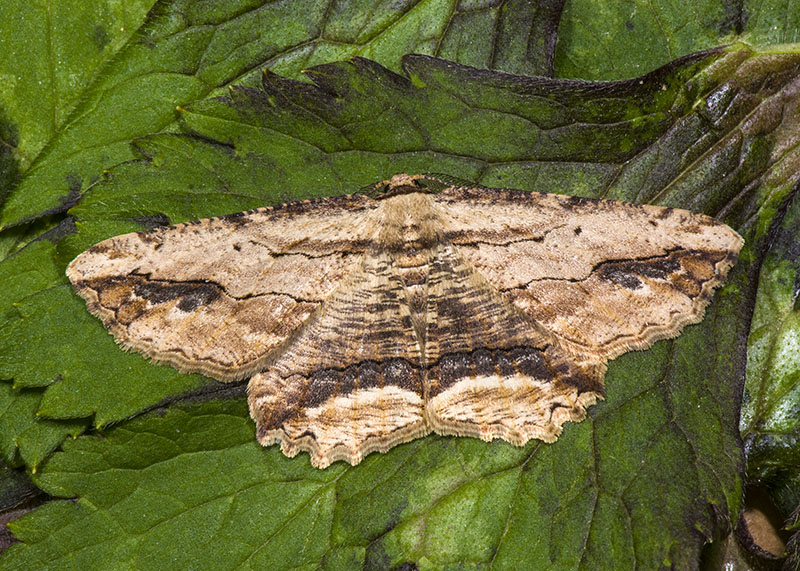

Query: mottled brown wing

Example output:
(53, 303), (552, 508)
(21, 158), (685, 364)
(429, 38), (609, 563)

(432, 186), (743, 361)
(248, 250), (428, 468)
(423, 242), (604, 445)
(66, 195), (380, 381)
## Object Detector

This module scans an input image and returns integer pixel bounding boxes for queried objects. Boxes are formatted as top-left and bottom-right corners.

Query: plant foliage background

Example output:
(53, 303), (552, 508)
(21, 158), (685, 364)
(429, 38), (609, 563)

(0, 1), (799, 569)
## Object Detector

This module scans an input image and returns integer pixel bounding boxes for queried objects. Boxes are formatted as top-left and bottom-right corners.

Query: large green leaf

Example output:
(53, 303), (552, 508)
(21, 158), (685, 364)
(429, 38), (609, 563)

(0, 384), (745, 570)
(2, 42), (800, 567)
(0, 0), (558, 231)
(2, 1), (800, 568)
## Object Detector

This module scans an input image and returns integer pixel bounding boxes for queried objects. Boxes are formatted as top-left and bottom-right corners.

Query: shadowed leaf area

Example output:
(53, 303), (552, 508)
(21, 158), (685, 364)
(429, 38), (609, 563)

(1, 1), (799, 569)
(741, 187), (800, 519)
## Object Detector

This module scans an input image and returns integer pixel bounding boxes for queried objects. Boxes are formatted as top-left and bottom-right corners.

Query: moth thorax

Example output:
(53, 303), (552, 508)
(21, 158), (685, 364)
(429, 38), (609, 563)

(379, 193), (442, 250)
(379, 195), (437, 289)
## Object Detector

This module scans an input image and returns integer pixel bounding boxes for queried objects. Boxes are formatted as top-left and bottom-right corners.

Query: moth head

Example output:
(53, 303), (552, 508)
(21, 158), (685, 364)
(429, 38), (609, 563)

(365, 173), (473, 199)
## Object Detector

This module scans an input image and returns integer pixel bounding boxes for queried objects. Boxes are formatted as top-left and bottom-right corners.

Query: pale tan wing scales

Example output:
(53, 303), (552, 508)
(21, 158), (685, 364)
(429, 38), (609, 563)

(432, 186), (743, 361)
(66, 195), (380, 381)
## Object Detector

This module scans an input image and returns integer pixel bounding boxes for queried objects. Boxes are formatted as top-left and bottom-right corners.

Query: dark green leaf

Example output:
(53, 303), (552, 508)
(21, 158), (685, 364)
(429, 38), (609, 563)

(554, 0), (747, 80)
(741, 188), (800, 517)
(0, 460), (38, 512)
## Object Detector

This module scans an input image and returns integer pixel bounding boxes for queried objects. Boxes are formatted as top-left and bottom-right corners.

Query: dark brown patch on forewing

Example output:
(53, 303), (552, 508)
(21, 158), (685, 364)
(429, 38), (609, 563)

(630, 256), (682, 279)
(132, 280), (221, 311)
(83, 276), (223, 324)
(598, 265), (643, 290)
(596, 249), (728, 295)
(669, 250), (729, 296)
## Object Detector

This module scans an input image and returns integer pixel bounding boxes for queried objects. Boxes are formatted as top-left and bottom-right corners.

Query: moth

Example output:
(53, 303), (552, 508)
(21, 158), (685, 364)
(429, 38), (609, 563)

(67, 174), (743, 468)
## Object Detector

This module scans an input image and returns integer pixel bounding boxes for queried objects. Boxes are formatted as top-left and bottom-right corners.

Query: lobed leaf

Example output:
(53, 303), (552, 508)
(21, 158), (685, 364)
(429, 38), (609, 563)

(1, 1), (799, 567)
(6, 45), (800, 567)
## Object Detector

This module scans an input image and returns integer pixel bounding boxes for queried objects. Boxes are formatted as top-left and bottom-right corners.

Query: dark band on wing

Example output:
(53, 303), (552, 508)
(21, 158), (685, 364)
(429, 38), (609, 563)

(426, 345), (604, 398)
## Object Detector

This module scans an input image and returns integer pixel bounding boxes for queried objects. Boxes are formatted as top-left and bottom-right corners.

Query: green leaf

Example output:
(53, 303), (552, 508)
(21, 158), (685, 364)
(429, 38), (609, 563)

(0, 0), (561, 231)
(2, 401), (340, 570)
(0, 239), (88, 467)
(0, 383), (736, 569)
(3, 1), (800, 567)
(0, 384), (86, 471)
(1, 286), (210, 424)
(740, 188), (800, 517)
(4, 43), (800, 567)
(0, 0), (155, 182)
(554, 1), (800, 80)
